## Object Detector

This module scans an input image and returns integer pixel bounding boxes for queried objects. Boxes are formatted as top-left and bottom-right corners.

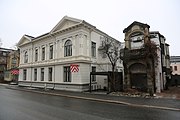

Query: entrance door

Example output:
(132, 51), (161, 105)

(131, 73), (147, 91)
(129, 63), (147, 92)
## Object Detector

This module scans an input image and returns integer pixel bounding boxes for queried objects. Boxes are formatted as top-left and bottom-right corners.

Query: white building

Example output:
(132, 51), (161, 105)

(17, 16), (123, 91)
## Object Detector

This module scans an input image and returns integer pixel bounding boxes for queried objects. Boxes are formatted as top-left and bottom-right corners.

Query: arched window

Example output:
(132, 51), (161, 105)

(24, 51), (28, 63)
(64, 40), (72, 57)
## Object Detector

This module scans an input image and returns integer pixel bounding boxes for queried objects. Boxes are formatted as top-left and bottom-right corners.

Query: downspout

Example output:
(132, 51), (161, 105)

(30, 41), (34, 87)
(89, 29), (92, 91)
(53, 65), (55, 90)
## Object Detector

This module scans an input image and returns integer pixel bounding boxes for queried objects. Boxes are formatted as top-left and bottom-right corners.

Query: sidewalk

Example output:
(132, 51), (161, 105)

(5, 84), (180, 111)
(156, 86), (180, 99)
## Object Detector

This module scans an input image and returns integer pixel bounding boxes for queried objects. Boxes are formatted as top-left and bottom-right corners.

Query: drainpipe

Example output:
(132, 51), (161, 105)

(30, 41), (34, 88)
(53, 65), (55, 90)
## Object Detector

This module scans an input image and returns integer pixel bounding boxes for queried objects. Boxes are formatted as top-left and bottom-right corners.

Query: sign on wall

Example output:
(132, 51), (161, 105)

(70, 64), (79, 72)
(11, 69), (19, 75)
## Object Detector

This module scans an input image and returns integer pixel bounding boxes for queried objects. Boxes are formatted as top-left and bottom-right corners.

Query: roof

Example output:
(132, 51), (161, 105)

(24, 34), (35, 39)
(170, 56), (180, 62)
(150, 31), (165, 38)
(123, 21), (150, 33)
(32, 33), (49, 40)
(0, 47), (14, 52)
(18, 16), (119, 46)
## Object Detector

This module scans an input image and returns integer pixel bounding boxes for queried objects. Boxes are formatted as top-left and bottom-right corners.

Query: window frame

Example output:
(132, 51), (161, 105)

(24, 51), (28, 63)
(64, 40), (72, 57)
(41, 68), (44, 81)
(34, 68), (37, 81)
(23, 69), (27, 80)
(49, 45), (53, 59)
(48, 67), (53, 81)
(42, 47), (45, 61)
(11, 57), (17, 64)
(92, 66), (96, 82)
(91, 42), (96, 57)
(35, 49), (38, 61)
(174, 66), (177, 71)
(63, 66), (71, 82)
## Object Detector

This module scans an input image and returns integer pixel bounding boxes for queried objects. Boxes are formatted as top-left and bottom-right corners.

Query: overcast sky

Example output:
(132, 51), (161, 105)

(0, 0), (179, 55)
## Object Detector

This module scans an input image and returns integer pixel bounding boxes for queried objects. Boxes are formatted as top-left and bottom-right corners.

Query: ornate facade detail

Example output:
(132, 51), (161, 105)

(121, 21), (170, 94)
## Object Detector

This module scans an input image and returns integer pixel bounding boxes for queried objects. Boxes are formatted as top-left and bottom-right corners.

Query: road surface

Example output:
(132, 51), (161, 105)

(0, 85), (179, 120)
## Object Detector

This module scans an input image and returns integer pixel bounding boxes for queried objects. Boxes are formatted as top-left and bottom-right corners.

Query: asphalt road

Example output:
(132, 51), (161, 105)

(0, 86), (179, 120)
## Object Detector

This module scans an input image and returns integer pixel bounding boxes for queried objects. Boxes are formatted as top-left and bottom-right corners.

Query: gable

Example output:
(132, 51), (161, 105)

(131, 25), (140, 31)
(50, 16), (82, 33)
(54, 20), (80, 32)
(123, 21), (150, 33)
(17, 35), (33, 47)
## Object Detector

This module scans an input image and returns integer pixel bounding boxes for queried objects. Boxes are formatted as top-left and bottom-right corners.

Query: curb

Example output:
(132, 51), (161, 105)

(6, 86), (180, 112)
(155, 95), (180, 100)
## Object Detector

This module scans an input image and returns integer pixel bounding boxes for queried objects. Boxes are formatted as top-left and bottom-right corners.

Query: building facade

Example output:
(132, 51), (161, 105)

(0, 48), (14, 82)
(4, 49), (20, 83)
(121, 21), (170, 93)
(170, 56), (180, 86)
(17, 16), (123, 91)
(150, 31), (171, 90)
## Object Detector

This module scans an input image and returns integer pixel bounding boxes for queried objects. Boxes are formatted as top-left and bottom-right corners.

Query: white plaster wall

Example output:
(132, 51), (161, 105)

(26, 68), (31, 82)
(54, 65), (63, 83)
(150, 35), (163, 92)
(18, 24), (123, 91)
(155, 48), (162, 92)
(130, 35), (144, 49)
(150, 34), (160, 45)
(18, 69), (23, 81)
(78, 63), (90, 84)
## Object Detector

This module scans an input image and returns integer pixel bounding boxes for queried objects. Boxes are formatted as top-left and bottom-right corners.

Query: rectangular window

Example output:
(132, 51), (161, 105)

(35, 49), (38, 61)
(34, 69), (37, 81)
(49, 45), (53, 59)
(92, 66), (96, 82)
(63, 66), (71, 82)
(41, 68), (44, 81)
(11, 58), (17, 68)
(48, 67), (53, 81)
(12, 58), (17, 64)
(91, 42), (96, 57)
(23, 69), (27, 80)
(3, 52), (7, 56)
(174, 66), (177, 71)
(42, 47), (45, 60)
(170, 66), (172, 71)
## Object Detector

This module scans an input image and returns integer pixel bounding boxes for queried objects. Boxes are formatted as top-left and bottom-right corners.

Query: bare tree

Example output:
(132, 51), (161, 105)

(99, 37), (121, 91)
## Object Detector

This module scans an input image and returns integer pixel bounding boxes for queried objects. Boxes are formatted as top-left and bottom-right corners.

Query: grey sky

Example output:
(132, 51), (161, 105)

(0, 0), (179, 55)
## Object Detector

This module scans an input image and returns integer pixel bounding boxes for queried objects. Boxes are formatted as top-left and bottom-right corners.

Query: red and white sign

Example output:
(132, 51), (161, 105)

(70, 64), (79, 72)
(11, 69), (19, 75)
